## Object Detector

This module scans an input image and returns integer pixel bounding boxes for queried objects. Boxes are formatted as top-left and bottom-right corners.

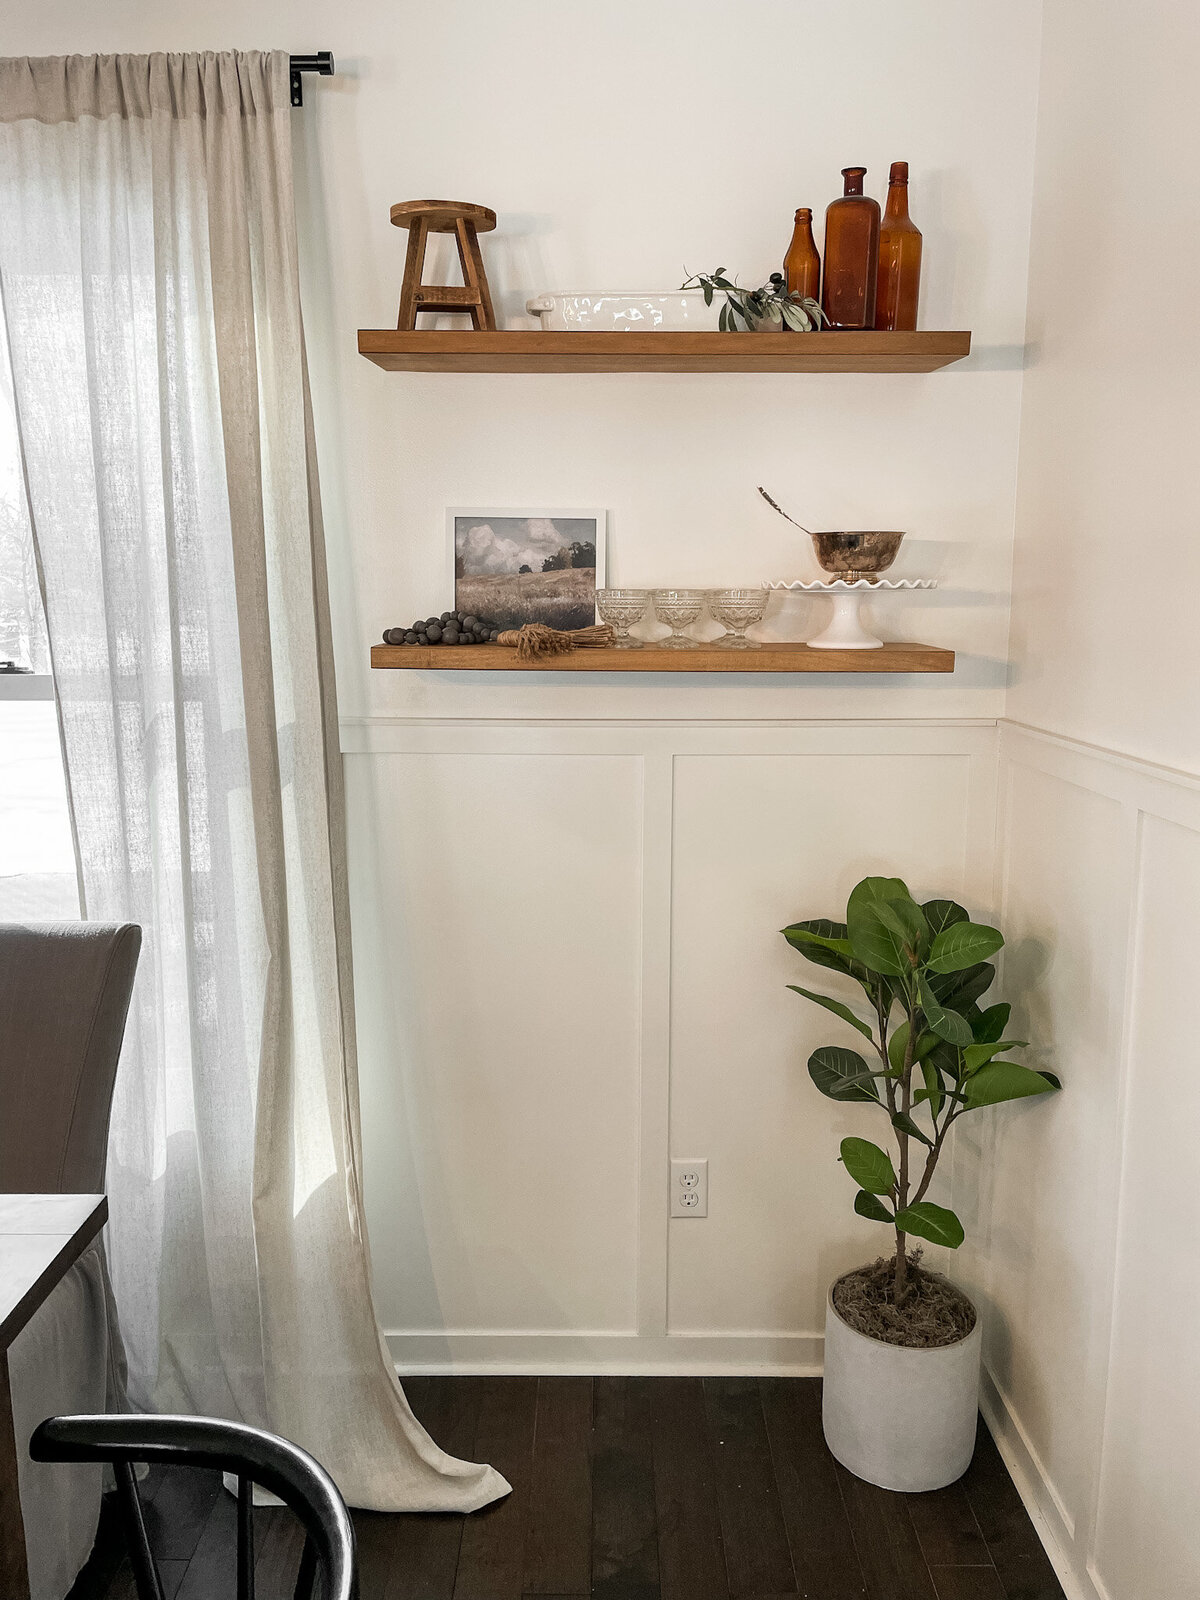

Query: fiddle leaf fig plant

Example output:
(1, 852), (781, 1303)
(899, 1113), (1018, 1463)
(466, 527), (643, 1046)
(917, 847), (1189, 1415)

(783, 876), (1061, 1301)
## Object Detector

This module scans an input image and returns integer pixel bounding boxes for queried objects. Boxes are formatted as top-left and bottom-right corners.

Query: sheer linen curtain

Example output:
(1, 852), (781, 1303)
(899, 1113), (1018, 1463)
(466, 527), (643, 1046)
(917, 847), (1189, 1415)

(0, 51), (508, 1513)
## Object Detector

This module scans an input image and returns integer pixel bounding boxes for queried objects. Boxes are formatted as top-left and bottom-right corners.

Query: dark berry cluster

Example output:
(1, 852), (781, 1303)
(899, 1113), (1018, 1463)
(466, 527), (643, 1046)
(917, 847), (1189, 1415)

(383, 611), (503, 647)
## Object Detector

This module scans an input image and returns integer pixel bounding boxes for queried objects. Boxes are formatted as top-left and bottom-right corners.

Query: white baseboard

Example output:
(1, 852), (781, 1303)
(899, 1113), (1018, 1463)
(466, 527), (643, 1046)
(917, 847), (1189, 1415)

(980, 1365), (1095, 1600)
(386, 1329), (823, 1376)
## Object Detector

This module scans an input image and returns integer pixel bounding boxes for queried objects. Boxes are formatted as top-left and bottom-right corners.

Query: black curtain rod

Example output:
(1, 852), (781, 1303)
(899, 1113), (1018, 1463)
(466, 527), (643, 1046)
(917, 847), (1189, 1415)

(289, 52), (334, 107)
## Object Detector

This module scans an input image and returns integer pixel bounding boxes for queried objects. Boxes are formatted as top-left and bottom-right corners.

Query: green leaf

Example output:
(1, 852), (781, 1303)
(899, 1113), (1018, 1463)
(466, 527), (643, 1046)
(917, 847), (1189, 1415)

(891, 1110), (934, 1148)
(927, 921), (1005, 974)
(840, 1137), (897, 1195)
(919, 1057), (944, 1117)
(854, 1189), (895, 1224)
(928, 961), (995, 1010)
(962, 1039), (1028, 1074)
(887, 1018), (910, 1075)
(846, 877), (924, 976)
(973, 1002), (1011, 1043)
(894, 1201), (965, 1249)
(918, 974), (974, 1045)
(782, 920), (857, 974)
(786, 985), (874, 1040)
(964, 1062), (1060, 1109)
(808, 1046), (880, 1103)
(921, 899), (969, 937)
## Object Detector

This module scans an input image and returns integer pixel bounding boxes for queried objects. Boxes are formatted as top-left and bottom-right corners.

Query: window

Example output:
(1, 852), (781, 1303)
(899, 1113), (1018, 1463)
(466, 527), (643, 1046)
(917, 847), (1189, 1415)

(0, 362), (78, 920)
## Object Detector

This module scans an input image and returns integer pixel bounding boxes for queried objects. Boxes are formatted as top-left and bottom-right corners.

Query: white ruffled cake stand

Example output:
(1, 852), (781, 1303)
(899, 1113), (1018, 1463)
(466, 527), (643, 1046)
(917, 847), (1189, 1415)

(763, 578), (937, 649)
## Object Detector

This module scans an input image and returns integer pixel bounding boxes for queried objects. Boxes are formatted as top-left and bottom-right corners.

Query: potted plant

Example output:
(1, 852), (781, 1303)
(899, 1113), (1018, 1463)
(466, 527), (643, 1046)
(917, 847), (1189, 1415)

(680, 268), (825, 332)
(783, 875), (1060, 1492)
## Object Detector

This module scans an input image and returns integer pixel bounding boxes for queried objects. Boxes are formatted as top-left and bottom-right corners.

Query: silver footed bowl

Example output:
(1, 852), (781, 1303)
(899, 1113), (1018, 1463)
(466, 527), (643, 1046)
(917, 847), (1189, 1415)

(809, 530), (904, 583)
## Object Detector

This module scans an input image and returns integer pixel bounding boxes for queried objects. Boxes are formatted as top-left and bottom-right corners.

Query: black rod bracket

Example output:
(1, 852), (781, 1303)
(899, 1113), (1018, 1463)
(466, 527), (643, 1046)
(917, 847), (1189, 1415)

(289, 51), (334, 108)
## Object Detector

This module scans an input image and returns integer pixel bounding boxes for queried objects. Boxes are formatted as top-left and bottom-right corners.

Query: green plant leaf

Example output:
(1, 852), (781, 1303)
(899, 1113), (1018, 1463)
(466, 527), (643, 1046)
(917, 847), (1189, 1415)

(973, 1002), (1011, 1043)
(919, 1057), (945, 1117)
(891, 1110), (934, 1148)
(921, 899), (969, 937)
(926, 960), (994, 1010)
(840, 1137), (897, 1195)
(854, 1189), (895, 1224)
(846, 877), (924, 976)
(786, 985), (874, 1039)
(962, 1039), (1028, 1074)
(808, 1046), (881, 1102)
(927, 921), (1005, 973)
(887, 1020), (940, 1075)
(894, 1201), (965, 1249)
(782, 920), (856, 973)
(964, 1061), (1060, 1108)
(918, 974), (974, 1045)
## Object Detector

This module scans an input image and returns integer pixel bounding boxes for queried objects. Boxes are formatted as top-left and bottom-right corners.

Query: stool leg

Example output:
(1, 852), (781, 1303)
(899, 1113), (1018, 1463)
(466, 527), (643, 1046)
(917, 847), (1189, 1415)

(455, 219), (496, 331)
(397, 217), (430, 330)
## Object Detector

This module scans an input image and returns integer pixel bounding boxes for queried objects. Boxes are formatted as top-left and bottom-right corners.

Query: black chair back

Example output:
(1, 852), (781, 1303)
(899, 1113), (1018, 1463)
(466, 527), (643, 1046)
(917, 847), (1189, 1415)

(30, 1413), (357, 1600)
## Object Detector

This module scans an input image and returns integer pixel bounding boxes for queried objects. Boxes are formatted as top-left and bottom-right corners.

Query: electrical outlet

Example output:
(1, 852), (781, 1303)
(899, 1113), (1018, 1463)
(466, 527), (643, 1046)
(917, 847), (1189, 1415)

(670, 1158), (708, 1218)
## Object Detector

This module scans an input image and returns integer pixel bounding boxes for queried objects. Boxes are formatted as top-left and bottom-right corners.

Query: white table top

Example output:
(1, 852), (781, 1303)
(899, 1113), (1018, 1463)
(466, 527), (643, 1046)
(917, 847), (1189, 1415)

(0, 1194), (106, 1349)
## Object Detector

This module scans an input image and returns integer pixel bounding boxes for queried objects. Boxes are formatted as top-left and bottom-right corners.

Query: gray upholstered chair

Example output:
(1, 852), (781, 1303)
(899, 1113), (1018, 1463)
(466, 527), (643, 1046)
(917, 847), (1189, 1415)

(0, 921), (140, 1600)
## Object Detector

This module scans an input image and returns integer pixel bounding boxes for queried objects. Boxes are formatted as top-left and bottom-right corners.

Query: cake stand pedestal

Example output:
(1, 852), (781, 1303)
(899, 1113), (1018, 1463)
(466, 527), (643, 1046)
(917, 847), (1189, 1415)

(763, 578), (938, 649)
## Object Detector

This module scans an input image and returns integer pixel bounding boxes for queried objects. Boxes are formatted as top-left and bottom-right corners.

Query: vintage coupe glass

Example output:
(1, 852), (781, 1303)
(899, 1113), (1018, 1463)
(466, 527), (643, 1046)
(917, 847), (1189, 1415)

(596, 588), (649, 648)
(652, 589), (706, 648)
(709, 588), (767, 648)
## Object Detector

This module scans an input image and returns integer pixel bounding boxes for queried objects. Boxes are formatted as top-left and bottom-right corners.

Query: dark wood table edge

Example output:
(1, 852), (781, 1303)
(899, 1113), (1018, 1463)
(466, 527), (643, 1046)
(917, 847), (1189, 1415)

(0, 1197), (109, 1350)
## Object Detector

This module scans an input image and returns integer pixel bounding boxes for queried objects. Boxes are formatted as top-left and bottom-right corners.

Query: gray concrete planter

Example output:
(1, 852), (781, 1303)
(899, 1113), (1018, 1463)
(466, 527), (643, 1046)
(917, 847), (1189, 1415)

(822, 1274), (982, 1492)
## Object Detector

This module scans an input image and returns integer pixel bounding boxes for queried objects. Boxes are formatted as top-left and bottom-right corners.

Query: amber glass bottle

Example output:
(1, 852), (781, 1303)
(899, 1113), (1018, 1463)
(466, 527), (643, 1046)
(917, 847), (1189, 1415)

(875, 161), (922, 330)
(783, 208), (821, 301)
(821, 167), (880, 330)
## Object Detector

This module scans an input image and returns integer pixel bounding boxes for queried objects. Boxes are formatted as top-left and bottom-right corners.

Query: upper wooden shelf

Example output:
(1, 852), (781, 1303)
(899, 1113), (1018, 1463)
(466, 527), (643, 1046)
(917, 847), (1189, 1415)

(371, 642), (954, 674)
(357, 329), (972, 374)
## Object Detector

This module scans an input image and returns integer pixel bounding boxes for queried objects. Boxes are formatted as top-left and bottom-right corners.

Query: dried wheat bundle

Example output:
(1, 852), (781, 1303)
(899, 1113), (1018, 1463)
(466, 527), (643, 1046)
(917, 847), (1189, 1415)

(496, 623), (614, 660)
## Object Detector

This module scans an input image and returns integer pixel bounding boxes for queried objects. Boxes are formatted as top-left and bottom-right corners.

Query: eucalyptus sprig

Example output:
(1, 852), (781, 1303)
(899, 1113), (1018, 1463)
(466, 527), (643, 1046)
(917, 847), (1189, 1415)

(681, 268), (825, 333)
(783, 876), (1061, 1303)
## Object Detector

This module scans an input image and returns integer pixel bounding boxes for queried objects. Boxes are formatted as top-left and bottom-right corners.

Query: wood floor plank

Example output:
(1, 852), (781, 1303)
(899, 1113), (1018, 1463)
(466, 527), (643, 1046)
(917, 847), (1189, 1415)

(143, 1467), (223, 1563)
(930, 1568), (1010, 1600)
(251, 1505), (306, 1600)
(758, 1378), (866, 1600)
(907, 1481), (991, 1568)
(523, 1377), (592, 1596)
(103, 1558), (188, 1600)
(704, 1377), (796, 1598)
(356, 1374), (481, 1600)
(174, 1486), (237, 1600)
(590, 1377), (660, 1600)
(647, 1378), (727, 1600)
(960, 1421), (1065, 1600)
(453, 1377), (538, 1600)
(834, 1465), (939, 1600)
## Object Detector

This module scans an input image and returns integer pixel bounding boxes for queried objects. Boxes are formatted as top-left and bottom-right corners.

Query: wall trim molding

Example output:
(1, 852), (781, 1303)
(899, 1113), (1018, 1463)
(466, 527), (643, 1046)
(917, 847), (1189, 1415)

(386, 1329), (823, 1376)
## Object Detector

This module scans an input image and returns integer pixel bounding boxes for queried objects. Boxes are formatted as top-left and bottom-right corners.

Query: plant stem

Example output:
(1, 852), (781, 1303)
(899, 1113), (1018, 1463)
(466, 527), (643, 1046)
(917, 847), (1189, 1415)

(893, 991), (917, 1303)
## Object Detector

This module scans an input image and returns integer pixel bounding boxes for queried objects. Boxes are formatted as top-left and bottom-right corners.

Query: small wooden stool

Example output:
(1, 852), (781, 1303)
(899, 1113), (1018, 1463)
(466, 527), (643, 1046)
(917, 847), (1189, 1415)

(390, 199), (498, 331)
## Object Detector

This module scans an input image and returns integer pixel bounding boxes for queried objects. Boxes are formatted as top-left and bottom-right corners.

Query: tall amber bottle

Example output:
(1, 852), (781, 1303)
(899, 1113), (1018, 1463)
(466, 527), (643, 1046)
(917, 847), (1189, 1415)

(821, 167), (880, 330)
(875, 161), (922, 330)
(783, 207), (821, 301)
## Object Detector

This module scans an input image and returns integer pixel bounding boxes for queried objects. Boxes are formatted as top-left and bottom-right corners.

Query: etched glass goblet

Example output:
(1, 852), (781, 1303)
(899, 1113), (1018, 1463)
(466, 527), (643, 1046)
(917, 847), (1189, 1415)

(596, 588), (650, 648)
(652, 589), (706, 649)
(709, 588), (767, 648)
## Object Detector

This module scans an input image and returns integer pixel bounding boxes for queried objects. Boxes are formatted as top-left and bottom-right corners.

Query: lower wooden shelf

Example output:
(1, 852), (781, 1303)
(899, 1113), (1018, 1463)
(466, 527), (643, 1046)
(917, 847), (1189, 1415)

(371, 642), (954, 674)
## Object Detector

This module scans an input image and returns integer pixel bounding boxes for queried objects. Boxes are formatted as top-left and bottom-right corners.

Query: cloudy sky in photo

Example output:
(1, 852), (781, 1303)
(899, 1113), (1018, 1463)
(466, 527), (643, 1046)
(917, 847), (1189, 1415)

(455, 516), (596, 575)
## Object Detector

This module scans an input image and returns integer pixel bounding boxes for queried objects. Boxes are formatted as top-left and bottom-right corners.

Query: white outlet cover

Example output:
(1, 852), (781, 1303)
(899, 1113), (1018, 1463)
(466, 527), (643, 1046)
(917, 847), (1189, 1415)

(670, 1157), (708, 1218)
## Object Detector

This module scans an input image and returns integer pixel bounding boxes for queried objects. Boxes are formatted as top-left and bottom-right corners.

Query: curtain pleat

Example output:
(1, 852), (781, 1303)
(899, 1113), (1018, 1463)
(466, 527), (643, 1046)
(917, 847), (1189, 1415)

(0, 49), (509, 1513)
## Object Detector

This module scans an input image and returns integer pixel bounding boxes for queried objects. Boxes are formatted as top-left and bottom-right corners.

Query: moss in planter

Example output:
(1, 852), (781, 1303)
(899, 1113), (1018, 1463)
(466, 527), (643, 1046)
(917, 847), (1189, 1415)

(833, 1252), (976, 1349)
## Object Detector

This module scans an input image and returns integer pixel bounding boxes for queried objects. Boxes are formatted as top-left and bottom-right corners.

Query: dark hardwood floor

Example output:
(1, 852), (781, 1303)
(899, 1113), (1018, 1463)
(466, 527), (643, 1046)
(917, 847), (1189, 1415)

(66, 1376), (1065, 1600)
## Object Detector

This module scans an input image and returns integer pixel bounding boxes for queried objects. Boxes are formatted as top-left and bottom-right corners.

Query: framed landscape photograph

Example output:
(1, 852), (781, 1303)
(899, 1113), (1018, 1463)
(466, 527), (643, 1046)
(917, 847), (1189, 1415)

(449, 509), (606, 632)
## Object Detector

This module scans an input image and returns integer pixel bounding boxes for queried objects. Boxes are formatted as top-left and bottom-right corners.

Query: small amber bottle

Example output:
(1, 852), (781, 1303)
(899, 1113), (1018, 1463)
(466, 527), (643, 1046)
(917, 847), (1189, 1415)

(821, 167), (880, 330)
(783, 208), (821, 301)
(875, 161), (922, 330)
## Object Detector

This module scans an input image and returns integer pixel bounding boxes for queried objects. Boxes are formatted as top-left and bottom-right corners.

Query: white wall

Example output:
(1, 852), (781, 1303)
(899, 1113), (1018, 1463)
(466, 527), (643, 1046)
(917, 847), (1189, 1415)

(9, 0), (1043, 1359)
(984, 4), (1200, 1596)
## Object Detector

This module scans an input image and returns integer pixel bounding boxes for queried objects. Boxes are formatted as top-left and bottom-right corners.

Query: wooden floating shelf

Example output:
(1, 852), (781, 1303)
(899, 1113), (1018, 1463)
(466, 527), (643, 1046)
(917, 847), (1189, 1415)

(371, 642), (955, 674)
(357, 329), (972, 374)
